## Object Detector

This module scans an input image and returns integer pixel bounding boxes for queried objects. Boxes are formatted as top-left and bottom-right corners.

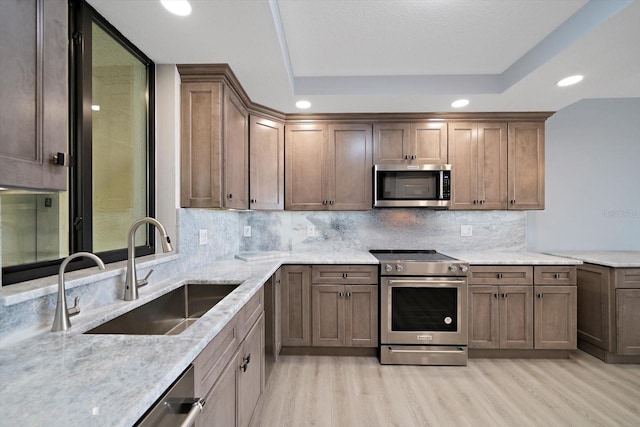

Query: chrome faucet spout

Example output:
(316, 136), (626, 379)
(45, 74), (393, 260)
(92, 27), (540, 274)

(52, 252), (105, 332)
(124, 217), (174, 301)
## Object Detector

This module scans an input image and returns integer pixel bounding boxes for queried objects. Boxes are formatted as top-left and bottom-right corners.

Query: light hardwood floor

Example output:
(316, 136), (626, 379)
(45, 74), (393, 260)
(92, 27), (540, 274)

(257, 351), (640, 427)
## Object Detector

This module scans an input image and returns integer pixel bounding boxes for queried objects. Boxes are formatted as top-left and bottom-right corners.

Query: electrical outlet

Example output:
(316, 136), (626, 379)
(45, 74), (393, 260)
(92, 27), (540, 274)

(460, 225), (473, 237)
(244, 225), (252, 237)
(307, 225), (315, 237)
(199, 229), (208, 245)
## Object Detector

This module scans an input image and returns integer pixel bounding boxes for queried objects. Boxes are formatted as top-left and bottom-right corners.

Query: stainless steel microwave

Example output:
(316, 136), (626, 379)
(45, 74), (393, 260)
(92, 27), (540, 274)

(373, 164), (451, 208)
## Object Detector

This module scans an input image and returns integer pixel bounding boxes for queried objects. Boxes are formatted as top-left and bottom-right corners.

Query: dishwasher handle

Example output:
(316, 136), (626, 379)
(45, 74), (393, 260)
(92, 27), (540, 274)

(179, 398), (205, 427)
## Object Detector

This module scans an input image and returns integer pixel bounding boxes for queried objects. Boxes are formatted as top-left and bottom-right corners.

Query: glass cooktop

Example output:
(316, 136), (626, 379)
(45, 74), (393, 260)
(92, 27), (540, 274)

(369, 250), (457, 263)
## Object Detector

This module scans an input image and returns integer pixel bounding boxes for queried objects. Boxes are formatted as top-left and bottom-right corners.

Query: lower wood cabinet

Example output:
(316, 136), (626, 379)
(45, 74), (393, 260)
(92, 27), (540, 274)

(280, 265), (312, 346)
(469, 265), (577, 352)
(311, 284), (378, 347)
(468, 285), (533, 349)
(194, 289), (264, 427)
(577, 264), (640, 360)
(534, 285), (577, 349)
(281, 264), (379, 349)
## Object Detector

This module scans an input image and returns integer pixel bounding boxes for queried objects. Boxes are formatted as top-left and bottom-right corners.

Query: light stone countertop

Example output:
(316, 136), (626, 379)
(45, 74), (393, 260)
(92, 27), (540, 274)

(543, 251), (640, 268)
(0, 250), (378, 427)
(441, 251), (583, 265)
(0, 248), (582, 426)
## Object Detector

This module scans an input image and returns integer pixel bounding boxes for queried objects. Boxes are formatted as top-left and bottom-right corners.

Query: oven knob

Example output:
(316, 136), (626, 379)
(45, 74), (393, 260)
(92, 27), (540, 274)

(460, 264), (469, 273)
(448, 264), (458, 272)
(395, 264), (404, 272)
(384, 264), (393, 272)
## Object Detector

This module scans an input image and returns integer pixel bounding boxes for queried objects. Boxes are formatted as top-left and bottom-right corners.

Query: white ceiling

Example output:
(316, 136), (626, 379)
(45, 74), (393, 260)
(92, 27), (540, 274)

(87, 0), (640, 114)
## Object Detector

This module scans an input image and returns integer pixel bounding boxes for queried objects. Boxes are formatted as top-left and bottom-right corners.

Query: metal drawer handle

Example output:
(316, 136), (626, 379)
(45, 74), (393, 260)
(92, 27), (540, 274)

(179, 398), (205, 427)
(387, 347), (466, 354)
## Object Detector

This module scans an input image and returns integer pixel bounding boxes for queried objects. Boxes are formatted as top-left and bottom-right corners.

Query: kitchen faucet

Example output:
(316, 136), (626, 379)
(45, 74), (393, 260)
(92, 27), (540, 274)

(124, 217), (173, 301)
(52, 252), (105, 332)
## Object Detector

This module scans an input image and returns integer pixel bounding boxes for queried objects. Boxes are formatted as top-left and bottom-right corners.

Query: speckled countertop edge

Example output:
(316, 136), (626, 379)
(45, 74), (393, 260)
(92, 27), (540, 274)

(542, 251), (640, 268)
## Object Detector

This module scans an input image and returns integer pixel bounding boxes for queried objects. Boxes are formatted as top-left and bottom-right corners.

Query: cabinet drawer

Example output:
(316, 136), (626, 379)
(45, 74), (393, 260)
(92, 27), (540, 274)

(311, 265), (378, 285)
(468, 266), (533, 285)
(238, 287), (264, 339)
(193, 316), (239, 397)
(534, 266), (577, 286)
(615, 268), (640, 289)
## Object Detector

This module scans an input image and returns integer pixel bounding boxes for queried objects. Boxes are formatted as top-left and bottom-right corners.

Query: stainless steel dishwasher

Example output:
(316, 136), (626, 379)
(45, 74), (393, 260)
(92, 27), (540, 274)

(136, 365), (204, 427)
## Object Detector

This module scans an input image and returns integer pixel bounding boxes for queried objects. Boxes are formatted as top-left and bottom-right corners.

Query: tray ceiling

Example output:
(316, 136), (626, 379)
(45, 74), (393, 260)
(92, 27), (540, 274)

(87, 0), (640, 113)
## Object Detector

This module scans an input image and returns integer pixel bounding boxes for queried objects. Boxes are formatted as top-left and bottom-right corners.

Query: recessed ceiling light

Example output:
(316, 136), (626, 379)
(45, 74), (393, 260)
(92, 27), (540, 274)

(91, 105), (100, 111)
(557, 75), (583, 87)
(160, 0), (192, 16)
(296, 100), (311, 109)
(451, 99), (469, 108)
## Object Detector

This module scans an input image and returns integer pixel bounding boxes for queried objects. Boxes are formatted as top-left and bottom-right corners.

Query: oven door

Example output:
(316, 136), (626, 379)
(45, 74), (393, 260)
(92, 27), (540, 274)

(381, 276), (467, 346)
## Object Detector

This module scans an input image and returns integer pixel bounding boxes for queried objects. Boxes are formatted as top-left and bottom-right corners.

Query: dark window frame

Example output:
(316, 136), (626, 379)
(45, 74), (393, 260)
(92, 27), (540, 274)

(2, 0), (156, 285)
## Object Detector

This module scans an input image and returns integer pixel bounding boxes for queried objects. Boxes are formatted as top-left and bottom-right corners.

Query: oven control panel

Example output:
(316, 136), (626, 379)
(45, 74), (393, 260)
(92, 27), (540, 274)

(381, 262), (469, 276)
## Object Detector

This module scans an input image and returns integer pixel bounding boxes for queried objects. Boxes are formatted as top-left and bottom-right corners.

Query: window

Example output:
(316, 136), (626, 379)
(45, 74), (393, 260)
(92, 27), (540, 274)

(1, 0), (155, 285)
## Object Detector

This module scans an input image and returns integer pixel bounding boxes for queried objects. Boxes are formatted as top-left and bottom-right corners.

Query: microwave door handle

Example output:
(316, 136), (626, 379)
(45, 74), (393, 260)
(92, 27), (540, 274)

(439, 170), (444, 199)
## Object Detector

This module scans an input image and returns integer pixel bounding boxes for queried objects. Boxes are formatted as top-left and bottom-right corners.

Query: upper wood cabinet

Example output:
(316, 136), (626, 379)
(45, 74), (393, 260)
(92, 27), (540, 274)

(373, 122), (448, 164)
(249, 116), (284, 210)
(449, 122), (508, 210)
(285, 123), (373, 210)
(449, 121), (545, 211)
(0, 0), (68, 191)
(507, 122), (545, 210)
(180, 80), (248, 208)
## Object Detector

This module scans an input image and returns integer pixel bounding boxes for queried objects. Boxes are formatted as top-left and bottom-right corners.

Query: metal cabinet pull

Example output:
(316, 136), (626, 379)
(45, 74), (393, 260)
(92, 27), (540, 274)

(240, 353), (251, 372)
(502, 293), (507, 298)
(227, 193), (233, 199)
(537, 293), (543, 298)
(346, 291), (351, 298)
(493, 293), (499, 298)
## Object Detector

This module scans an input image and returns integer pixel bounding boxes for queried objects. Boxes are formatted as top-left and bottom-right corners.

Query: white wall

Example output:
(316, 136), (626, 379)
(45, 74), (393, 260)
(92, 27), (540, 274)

(527, 98), (640, 251)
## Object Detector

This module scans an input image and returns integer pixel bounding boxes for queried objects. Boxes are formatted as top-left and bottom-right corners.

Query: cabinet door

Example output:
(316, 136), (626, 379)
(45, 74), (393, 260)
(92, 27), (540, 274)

(373, 123), (411, 163)
(507, 122), (545, 210)
(477, 123), (508, 209)
(237, 314), (264, 427)
(576, 264), (612, 350)
(411, 122), (448, 163)
(281, 266), (311, 346)
(616, 289), (640, 355)
(249, 116), (284, 210)
(448, 123), (478, 209)
(223, 88), (249, 209)
(285, 124), (327, 210)
(312, 285), (345, 346)
(180, 82), (223, 208)
(345, 285), (378, 347)
(468, 286), (500, 348)
(500, 286), (533, 349)
(0, 0), (68, 191)
(534, 286), (577, 349)
(197, 348), (239, 427)
(328, 123), (373, 210)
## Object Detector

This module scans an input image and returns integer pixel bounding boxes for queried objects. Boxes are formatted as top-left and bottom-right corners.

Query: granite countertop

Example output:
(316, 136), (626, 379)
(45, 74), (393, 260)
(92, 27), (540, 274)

(0, 251), (378, 427)
(543, 251), (640, 268)
(442, 251), (582, 265)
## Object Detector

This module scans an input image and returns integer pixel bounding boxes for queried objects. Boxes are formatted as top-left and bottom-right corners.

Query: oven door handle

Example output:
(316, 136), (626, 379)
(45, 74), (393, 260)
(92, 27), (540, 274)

(387, 347), (466, 354)
(387, 279), (466, 285)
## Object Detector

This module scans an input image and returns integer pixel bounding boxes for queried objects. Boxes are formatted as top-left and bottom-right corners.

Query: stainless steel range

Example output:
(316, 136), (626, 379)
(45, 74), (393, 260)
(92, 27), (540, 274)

(370, 250), (469, 366)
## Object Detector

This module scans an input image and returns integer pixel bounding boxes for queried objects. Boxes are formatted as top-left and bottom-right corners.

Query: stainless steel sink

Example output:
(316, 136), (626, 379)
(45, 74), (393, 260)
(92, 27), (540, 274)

(85, 283), (240, 335)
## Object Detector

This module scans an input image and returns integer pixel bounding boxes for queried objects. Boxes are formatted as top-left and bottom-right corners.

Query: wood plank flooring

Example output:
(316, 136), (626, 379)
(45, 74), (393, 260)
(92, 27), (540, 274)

(257, 351), (640, 427)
